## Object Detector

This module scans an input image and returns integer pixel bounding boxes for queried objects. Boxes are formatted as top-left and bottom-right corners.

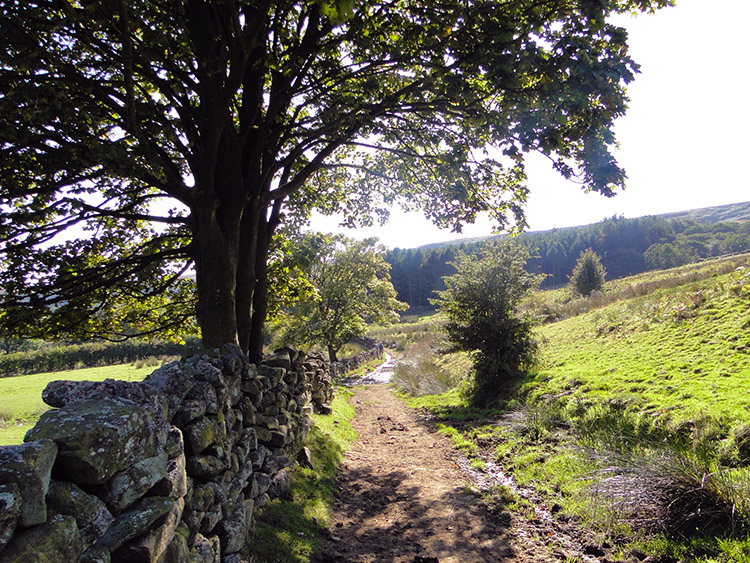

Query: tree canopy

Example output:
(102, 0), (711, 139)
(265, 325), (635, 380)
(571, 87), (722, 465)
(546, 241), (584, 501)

(0, 0), (672, 359)
(569, 247), (607, 296)
(277, 234), (405, 361)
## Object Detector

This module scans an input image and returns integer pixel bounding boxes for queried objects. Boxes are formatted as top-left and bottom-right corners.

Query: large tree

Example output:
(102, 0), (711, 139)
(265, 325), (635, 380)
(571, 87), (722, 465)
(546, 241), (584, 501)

(0, 0), (671, 360)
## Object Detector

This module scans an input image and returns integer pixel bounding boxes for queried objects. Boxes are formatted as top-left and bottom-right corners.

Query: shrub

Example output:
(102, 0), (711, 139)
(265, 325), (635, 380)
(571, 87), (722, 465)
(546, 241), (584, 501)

(432, 240), (544, 405)
(0, 338), (200, 377)
(569, 248), (607, 297)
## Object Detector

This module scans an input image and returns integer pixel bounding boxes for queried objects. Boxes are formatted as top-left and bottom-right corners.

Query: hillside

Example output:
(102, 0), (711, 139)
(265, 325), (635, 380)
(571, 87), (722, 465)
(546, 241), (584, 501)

(413, 200), (750, 251)
(530, 253), (750, 430)
(390, 253), (750, 561)
(387, 200), (750, 309)
(659, 200), (750, 224)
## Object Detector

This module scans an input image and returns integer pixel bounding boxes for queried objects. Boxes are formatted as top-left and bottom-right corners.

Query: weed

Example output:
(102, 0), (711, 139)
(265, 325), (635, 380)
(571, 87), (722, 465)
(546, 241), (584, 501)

(463, 484), (482, 496)
(435, 423), (478, 455)
(479, 484), (516, 524)
(470, 458), (487, 471)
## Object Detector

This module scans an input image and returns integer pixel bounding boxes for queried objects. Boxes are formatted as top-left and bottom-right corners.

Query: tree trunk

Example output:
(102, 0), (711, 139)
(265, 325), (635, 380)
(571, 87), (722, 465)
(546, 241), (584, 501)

(247, 240), (269, 364)
(194, 234), (240, 349)
(235, 199), (262, 356)
(327, 344), (338, 363)
(192, 193), (245, 350)
(247, 199), (283, 364)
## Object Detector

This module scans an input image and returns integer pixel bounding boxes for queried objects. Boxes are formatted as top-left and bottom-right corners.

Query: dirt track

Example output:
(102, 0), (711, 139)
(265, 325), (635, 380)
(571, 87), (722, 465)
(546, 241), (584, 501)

(314, 384), (566, 563)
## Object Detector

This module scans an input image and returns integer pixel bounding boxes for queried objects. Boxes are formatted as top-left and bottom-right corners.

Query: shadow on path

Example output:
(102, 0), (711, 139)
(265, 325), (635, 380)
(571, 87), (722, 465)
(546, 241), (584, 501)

(314, 384), (518, 563)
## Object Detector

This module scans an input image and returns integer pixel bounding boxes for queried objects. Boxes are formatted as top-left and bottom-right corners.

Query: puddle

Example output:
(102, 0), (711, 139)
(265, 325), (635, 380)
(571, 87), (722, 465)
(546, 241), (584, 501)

(341, 353), (395, 385)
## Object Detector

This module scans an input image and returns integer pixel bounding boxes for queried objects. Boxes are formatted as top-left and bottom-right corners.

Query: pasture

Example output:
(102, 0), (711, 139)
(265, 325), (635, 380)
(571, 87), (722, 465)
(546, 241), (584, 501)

(0, 363), (156, 446)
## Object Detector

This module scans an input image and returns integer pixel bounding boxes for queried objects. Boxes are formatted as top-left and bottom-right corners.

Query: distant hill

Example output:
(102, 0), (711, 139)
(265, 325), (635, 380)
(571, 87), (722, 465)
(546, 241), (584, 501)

(414, 200), (750, 251)
(658, 200), (750, 224)
(386, 201), (750, 309)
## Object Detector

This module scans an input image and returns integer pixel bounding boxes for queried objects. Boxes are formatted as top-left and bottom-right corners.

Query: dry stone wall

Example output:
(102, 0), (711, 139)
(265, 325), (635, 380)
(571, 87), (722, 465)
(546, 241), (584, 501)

(329, 344), (384, 379)
(0, 344), (333, 563)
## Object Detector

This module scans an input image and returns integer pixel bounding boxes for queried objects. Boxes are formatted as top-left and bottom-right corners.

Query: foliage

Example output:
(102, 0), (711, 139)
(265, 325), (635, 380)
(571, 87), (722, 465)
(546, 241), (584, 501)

(569, 248), (607, 297)
(264, 230), (321, 322)
(432, 240), (544, 404)
(643, 241), (695, 269)
(0, 339), (198, 378)
(278, 235), (406, 361)
(0, 0), (671, 355)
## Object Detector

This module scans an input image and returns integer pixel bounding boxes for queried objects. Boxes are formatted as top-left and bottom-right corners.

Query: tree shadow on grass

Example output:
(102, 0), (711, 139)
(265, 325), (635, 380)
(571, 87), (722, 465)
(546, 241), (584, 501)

(242, 425), (347, 563)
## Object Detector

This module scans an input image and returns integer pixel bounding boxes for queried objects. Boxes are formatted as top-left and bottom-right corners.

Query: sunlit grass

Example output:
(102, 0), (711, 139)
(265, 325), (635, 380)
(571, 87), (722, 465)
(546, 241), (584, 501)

(0, 363), (156, 446)
(530, 266), (750, 432)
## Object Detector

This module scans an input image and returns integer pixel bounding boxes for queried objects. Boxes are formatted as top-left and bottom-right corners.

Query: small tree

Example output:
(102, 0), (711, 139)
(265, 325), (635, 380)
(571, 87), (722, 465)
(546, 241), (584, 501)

(570, 248), (607, 297)
(279, 236), (406, 362)
(432, 241), (544, 404)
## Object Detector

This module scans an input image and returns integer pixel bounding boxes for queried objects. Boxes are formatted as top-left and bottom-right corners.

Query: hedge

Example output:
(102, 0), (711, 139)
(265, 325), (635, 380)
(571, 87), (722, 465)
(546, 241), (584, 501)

(0, 338), (201, 377)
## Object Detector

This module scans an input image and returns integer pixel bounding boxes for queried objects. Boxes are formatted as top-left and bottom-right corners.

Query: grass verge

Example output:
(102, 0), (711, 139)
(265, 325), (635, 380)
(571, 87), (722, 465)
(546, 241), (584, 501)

(242, 387), (357, 562)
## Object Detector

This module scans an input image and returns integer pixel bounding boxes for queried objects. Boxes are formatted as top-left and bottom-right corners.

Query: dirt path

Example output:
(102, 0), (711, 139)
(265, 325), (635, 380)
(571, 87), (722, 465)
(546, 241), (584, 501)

(315, 383), (560, 563)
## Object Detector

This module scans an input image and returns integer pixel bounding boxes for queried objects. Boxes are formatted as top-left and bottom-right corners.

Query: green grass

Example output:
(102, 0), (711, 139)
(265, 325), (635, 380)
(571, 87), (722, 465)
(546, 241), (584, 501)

(531, 266), (750, 434)
(436, 423), (478, 456)
(0, 363), (157, 446)
(523, 253), (750, 324)
(243, 387), (357, 562)
(394, 259), (750, 562)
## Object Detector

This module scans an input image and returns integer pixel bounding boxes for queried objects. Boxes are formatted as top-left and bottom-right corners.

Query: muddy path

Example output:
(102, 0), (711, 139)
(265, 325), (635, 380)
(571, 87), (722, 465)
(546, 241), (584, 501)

(313, 383), (590, 563)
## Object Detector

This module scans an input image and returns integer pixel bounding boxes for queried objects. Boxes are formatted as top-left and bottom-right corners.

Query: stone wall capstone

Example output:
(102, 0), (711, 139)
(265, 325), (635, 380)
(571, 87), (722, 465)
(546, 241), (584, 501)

(0, 344), (334, 562)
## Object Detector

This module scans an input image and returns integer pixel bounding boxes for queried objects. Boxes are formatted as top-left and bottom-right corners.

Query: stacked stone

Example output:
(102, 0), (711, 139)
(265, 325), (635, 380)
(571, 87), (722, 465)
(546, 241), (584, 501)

(329, 345), (384, 380)
(0, 344), (334, 563)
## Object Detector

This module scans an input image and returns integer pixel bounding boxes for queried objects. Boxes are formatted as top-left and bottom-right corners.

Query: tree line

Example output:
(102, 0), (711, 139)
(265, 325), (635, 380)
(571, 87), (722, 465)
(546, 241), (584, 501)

(387, 214), (750, 309)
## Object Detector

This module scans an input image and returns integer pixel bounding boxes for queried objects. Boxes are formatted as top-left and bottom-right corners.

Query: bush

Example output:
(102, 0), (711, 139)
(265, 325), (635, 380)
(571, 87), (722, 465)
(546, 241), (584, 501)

(432, 240), (544, 405)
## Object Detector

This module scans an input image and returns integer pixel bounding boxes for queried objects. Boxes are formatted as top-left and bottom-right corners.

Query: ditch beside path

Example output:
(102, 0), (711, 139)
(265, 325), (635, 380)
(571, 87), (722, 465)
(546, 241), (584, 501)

(314, 383), (562, 563)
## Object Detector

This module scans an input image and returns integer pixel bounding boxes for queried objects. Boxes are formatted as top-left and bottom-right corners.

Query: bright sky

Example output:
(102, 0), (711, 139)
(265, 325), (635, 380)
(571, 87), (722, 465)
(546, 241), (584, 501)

(311, 0), (750, 249)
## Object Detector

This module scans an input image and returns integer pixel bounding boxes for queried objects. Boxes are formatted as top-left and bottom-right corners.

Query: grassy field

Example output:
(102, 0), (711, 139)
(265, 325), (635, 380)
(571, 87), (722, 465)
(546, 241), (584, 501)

(0, 363), (158, 446)
(396, 255), (750, 562)
(534, 262), (750, 429)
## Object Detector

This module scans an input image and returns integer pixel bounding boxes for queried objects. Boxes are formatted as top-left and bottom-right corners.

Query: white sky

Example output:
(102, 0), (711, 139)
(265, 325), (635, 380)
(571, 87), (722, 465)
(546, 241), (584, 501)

(311, 0), (750, 249)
